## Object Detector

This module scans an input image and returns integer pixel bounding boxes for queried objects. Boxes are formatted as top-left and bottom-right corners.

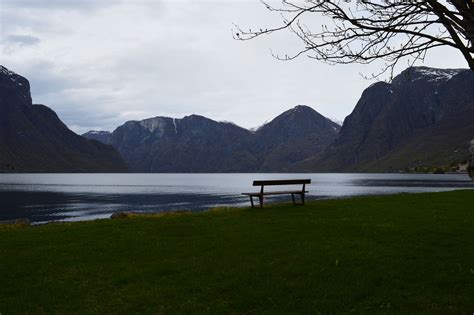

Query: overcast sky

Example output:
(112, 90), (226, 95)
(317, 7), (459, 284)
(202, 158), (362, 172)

(0, 0), (469, 133)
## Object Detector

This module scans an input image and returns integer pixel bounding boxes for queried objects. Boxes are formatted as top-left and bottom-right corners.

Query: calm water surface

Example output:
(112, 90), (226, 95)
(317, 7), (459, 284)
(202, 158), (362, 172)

(0, 173), (472, 223)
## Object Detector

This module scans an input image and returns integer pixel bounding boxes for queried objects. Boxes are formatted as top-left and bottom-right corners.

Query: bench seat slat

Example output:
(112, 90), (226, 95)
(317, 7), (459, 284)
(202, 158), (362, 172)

(253, 179), (310, 186)
(242, 190), (308, 196)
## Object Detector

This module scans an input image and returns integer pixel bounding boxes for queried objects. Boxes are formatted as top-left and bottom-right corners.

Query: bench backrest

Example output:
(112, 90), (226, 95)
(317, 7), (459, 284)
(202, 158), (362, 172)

(252, 179), (311, 186)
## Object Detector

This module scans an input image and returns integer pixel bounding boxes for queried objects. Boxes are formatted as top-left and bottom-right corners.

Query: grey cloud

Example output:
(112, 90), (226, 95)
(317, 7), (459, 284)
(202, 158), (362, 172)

(2, 0), (122, 11)
(1, 0), (164, 15)
(3, 34), (40, 46)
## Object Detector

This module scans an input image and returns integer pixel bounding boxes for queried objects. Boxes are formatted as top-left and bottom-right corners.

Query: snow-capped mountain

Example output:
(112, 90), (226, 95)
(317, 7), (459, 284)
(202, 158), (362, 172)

(392, 66), (465, 84)
(298, 66), (474, 171)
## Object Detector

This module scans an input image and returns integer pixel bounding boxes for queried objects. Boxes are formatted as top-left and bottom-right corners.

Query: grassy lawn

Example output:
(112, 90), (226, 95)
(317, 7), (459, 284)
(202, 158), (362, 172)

(1, 190), (473, 314)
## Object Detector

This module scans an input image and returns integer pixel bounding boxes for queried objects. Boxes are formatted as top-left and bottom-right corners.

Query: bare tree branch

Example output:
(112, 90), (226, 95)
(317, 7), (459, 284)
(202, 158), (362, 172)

(234, 0), (474, 77)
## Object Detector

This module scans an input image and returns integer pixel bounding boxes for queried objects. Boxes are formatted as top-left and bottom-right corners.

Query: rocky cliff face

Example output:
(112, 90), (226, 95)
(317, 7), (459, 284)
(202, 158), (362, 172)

(298, 67), (474, 171)
(0, 66), (127, 172)
(252, 105), (340, 171)
(84, 105), (340, 172)
(107, 115), (256, 172)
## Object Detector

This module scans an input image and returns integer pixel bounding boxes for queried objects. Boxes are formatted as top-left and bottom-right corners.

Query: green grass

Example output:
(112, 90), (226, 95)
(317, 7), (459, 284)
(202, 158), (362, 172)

(1, 190), (473, 314)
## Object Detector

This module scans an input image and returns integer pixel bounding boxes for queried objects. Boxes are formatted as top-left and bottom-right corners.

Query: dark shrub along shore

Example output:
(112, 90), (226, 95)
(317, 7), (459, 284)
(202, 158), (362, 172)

(0, 190), (473, 313)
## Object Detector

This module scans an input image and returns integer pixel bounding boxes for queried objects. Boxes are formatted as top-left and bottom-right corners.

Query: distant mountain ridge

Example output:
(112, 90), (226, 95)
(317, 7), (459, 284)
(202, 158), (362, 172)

(295, 66), (474, 171)
(82, 130), (112, 144)
(84, 105), (340, 172)
(0, 66), (127, 172)
(2, 64), (470, 173)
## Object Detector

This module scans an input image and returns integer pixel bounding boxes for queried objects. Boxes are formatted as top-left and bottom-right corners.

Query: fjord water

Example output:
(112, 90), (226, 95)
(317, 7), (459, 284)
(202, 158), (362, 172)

(0, 173), (472, 223)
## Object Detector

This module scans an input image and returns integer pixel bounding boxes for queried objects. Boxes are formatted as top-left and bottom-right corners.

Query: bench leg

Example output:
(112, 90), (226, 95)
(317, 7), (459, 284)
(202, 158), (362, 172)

(249, 196), (254, 208)
(291, 193), (305, 206)
(258, 195), (263, 208)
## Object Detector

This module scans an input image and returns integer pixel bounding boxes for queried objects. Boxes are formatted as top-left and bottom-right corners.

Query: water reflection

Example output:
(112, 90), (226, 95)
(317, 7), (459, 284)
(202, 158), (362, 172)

(0, 173), (472, 223)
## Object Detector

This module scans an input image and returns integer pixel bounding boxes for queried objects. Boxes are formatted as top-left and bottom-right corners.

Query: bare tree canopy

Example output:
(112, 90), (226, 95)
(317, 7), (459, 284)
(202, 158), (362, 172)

(234, 0), (474, 77)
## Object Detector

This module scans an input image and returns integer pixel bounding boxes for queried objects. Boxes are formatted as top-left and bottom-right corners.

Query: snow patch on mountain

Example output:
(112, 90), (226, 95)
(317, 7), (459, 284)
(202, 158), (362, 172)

(140, 117), (168, 134)
(87, 130), (110, 135)
(413, 67), (464, 82)
(173, 118), (178, 134)
(0, 65), (31, 103)
(329, 117), (343, 126)
(1, 65), (21, 85)
(0, 66), (22, 85)
(0, 65), (15, 76)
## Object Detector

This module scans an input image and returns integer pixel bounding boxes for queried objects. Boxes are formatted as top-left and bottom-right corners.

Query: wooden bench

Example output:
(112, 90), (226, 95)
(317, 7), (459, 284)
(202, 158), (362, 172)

(242, 179), (311, 208)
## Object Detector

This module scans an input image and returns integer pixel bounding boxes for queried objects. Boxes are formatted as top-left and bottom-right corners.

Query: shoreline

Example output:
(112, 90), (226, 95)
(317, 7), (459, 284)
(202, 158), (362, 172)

(2, 188), (473, 227)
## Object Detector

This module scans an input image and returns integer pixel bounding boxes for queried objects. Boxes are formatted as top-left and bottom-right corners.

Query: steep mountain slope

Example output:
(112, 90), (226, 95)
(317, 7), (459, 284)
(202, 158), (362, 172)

(0, 66), (127, 172)
(106, 115), (257, 172)
(84, 106), (339, 172)
(252, 105), (340, 171)
(298, 67), (474, 171)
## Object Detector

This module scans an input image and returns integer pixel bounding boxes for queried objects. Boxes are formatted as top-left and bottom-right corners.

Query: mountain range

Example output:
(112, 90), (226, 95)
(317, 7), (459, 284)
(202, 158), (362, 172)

(0, 66), (127, 172)
(1, 65), (472, 173)
(83, 106), (340, 172)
